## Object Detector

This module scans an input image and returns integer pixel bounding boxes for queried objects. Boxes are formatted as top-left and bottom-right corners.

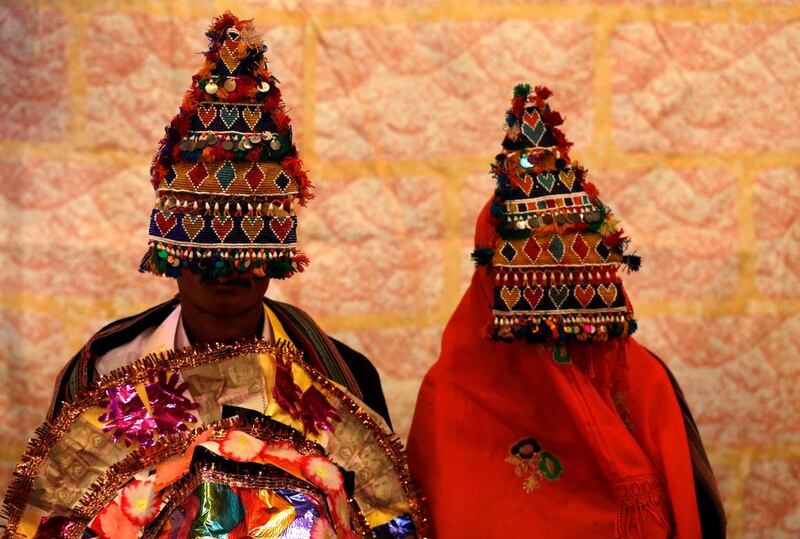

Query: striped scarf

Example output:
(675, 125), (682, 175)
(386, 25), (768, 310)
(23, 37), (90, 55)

(48, 297), (361, 419)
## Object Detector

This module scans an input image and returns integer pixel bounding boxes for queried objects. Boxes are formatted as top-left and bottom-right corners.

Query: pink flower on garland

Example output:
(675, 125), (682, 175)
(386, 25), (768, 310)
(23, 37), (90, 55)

(100, 372), (198, 447)
(121, 478), (162, 526)
(93, 500), (139, 539)
(302, 456), (343, 492)
(219, 430), (266, 461)
(260, 441), (302, 464)
(309, 517), (337, 539)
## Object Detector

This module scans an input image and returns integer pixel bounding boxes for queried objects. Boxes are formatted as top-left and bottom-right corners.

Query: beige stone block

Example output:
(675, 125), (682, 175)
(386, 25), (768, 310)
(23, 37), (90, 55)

(754, 167), (800, 298)
(612, 22), (800, 152)
(743, 455), (800, 538)
(0, 6), (68, 141)
(316, 20), (593, 160)
(638, 314), (800, 447)
(602, 168), (739, 302)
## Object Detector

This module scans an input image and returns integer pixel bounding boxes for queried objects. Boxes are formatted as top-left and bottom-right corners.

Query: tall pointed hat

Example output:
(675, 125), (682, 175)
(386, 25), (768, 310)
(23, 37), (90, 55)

(141, 12), (311, 279)
(474, 84), (640, 346)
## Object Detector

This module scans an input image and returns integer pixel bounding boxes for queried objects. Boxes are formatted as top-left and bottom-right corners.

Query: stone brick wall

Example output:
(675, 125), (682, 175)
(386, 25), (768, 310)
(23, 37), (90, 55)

(1, 1), (798, 536)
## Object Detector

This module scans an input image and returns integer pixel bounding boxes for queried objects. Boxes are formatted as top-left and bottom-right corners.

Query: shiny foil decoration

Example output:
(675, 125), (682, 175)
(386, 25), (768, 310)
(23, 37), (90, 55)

(99, 372), (198, 447)
(299, 386), (341, 435)
(273, 354), (340, 435)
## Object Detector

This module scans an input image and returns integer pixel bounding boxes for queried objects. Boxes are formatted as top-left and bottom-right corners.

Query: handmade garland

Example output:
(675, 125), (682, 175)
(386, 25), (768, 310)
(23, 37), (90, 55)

(1, 340), (427, 538)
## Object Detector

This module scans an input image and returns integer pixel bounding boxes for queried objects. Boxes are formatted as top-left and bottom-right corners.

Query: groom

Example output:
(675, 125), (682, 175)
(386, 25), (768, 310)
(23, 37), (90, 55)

(48, 12), (391, 432)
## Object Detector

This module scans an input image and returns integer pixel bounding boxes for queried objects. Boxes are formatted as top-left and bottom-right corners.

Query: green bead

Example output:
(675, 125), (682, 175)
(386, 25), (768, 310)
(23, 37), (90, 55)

(538, 452), (563, 480)
(552, 344), (571, 364)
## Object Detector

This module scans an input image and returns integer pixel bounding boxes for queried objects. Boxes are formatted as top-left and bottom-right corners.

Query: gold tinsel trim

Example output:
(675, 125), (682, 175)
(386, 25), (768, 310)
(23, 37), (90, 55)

(302, 366), (431, 538)
(1, 339), (429, 538)
(2, 340), (298, 537)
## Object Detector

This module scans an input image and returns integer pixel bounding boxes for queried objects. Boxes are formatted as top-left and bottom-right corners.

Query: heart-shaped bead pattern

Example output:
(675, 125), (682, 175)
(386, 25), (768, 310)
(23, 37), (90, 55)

(197, 105), (216, 128)
(516, 175), (534, 197)
(155, 211), (177, 235)
(537, 172), (556, 192)
(220, 105), (239, 129)
(574, 284), (595, 308)
(559, 169), (576, 190)
(269, 217), (293, 243)
(212, 216), (234, 241)
(242, 107), (261, 130)
(241, 216), (264, 242)
(500, 287), (521, 310)
(548, 285), (569, 309)
(182, 215), (204, 240)
(598, 284), (618, 307)
(523, 287), (543, 309)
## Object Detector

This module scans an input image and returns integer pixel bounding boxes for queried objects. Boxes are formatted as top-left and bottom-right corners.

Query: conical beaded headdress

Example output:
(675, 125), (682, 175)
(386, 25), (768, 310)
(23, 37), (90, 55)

(141, 13), (311, 280)
(474, 85), (640, 346)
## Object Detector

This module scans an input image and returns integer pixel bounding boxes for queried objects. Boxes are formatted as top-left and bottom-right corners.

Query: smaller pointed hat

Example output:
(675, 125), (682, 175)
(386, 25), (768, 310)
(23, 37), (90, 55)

(474, 84), (640, 345)
(141, 12), (311, 280)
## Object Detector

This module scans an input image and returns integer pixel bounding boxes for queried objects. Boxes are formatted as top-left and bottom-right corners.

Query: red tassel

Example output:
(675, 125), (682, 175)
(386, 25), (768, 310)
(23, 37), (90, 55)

(227, 76), (258, 101)
(256, 65), (271, 81)
(541, 107), (564, 127)
(583, 180), (600, 197)
(281, 156), (304, 178)
(208, 11), (239, 36)
(552, 128), (573, 153)
(603, 230), (625, 248)
(273, 109), (292, 131)
(511, 95), (525, 118)
(203, 147), (232, 162)
(281, 156), (314, 203)
(171, 111), (191, 134)
(262, 92), (282, 112)
(535, 86), (553, 100)
(151, 163), (167, 188)
(186, 84), (204, 103)
(293, 252), (310, 271)
(197, 147), (214, 162)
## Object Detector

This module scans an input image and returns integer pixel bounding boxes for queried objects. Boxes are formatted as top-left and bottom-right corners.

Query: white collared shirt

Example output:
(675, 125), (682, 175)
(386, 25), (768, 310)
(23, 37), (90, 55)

(94, 304), (274, 378)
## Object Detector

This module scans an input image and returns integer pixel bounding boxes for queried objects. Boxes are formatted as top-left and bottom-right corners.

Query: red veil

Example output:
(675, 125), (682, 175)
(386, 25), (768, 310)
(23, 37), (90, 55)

(408, 201), (709, 538)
